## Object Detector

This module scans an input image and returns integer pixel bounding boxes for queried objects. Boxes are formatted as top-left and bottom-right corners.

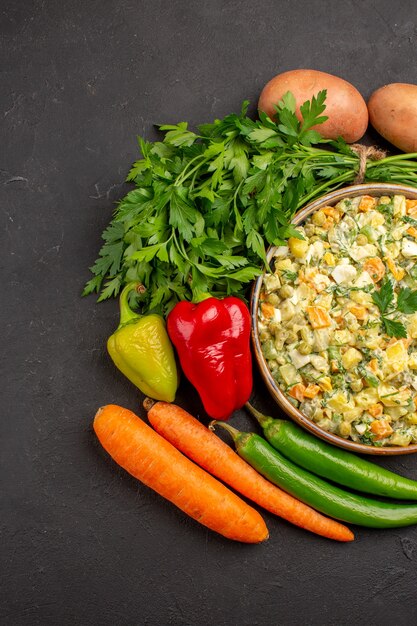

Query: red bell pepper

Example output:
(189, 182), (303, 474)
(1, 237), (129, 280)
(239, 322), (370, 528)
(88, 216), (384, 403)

(167, 297), (253, 420)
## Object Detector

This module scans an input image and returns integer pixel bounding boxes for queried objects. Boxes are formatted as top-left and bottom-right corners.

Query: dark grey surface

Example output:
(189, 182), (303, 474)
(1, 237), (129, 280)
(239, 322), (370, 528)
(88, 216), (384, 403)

(2, 1), (417, 624)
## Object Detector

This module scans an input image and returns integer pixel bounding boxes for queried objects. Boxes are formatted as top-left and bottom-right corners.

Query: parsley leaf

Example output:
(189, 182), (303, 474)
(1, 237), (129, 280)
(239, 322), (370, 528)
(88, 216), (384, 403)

(397, 287), (417, 314)
(370, 278), (409, 338)
(158, 122), (198, 147)
(371, 278), (394, 314)
(299, 90), (328, 145)
(382, 317), (407, 338)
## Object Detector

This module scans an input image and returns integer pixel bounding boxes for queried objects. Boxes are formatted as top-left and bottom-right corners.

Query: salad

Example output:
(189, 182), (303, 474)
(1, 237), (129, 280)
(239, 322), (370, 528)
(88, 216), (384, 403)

(258, 193), (417, 447)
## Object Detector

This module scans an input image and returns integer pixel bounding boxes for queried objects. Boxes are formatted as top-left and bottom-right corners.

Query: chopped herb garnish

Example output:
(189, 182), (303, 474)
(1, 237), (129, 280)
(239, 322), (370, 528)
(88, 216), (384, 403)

(404, 215), (417, 227)
(281, 269), (298, 282)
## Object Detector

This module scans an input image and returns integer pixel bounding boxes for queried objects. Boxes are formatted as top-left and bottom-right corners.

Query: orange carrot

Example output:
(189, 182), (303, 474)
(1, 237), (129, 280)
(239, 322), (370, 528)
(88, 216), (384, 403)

(94, 404), (268, 543)
(145, 400), (354, 542)
(368, 403), (383, 418)
(370, 420), (393, 440)
(304, 384), (321, 399)
(306, 306), (332, 329)
(406, 199), (417, 215)
(260, 302), (275, 319)
(407, 226), (417, 239)
(363, 257), (385, 283)
(288, 383), (306, 402)
(385, 256), (405, 281)
(359, 195), (377, 212)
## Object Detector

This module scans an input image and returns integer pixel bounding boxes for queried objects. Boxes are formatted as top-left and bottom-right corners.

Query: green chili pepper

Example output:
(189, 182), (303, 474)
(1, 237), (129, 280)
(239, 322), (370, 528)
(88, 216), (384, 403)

(214, 421), (417, 528)
(246, 403), (417, 500)
(107, 282), (178, 402)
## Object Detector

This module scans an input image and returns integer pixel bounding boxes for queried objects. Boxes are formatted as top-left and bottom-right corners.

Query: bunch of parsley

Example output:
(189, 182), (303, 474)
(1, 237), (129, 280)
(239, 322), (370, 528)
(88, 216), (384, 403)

(83, 91), (417, 315)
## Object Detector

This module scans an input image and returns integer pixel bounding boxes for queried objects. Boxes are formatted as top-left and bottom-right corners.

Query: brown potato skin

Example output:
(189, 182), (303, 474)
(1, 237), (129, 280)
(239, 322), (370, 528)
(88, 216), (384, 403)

(368, 83), (417, 153)
(258, 69), (368, 143)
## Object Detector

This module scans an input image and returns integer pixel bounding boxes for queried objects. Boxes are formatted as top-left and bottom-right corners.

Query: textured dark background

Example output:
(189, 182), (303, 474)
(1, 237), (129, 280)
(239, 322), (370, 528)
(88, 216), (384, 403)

(2, 1), (417, 624)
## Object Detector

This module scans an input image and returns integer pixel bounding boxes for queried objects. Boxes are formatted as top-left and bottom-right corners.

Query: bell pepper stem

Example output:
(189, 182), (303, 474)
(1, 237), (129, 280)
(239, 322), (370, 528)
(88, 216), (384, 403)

(245, 402), (272, 428)
(118, 281), (144, 327)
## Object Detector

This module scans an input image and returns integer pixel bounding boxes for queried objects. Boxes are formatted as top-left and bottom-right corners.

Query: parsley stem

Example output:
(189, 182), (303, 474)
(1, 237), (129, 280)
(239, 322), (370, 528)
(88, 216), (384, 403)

(374, 152), (417, 165)
(298, 171), (354, 207)
(174, 154), (207, 186)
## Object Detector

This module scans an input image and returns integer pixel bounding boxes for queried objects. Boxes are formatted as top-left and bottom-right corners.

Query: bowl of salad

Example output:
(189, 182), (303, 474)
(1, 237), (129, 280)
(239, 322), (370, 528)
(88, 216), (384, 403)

(252, 183), (417, 454)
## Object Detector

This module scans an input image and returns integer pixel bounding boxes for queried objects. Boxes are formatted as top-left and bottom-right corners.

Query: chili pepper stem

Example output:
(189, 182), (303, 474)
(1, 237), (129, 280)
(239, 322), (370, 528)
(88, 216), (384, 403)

(209, 420), (252, 450)
(118, 281), (145, 327)
(209, 420), (239, 441)
(245, 402), (274, 429)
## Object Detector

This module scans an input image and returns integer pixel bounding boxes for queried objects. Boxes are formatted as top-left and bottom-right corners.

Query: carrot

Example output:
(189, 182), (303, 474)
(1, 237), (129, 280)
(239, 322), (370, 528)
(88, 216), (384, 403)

(260, 302), (275, 319)
(368, 403), (383, 418)
(349, 305), (367, 320)
(370, 420), (393, 440)
(304, 384), (321, 399)
(359, 195), (377, 212)
(145, 400), (354, 542)
(407, 226), (417, 239)
(288, 383), (306, 402)
(93, 404), (268, 543)
(363, 257), (385, 283)
(406, 199), (417, 215)
(385, 256), (405, 281)
(368, 358), (379, 372)
(322, 206), (341, 222)
(306, 305), (332, 329)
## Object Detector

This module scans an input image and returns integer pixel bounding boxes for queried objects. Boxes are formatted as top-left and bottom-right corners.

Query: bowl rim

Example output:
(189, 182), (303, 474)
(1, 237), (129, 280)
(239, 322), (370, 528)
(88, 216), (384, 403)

(251, 182), (417, 455)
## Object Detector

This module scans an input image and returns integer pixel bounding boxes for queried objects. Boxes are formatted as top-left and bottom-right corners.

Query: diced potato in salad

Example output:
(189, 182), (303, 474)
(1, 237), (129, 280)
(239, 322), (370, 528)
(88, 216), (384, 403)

(258, 194), (417, 447)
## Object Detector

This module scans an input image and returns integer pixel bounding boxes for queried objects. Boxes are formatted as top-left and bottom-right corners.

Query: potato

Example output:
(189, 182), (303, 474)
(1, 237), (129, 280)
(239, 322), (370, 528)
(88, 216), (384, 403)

(258, 69), (368, 143)
(368, 83), (417, 153)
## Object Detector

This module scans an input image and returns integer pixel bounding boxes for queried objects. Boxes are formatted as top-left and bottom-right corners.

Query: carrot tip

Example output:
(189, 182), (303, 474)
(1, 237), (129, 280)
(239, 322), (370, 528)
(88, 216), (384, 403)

(94, 406), (105, 420)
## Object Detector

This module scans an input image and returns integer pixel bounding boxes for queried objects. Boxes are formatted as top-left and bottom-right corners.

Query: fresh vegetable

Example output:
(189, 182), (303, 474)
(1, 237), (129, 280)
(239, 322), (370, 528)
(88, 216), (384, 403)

(93, 404), (268, 543)
(107, 282), (178, 402)
(83, 94), (417, 314)
(214, 421), (417, 528)
(368, 83), (417, 153)
(258, 69), (368, 143)
(145, 399), (354, 541)
(246, 402), (417, 500)
(167, 296), (252, 419)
